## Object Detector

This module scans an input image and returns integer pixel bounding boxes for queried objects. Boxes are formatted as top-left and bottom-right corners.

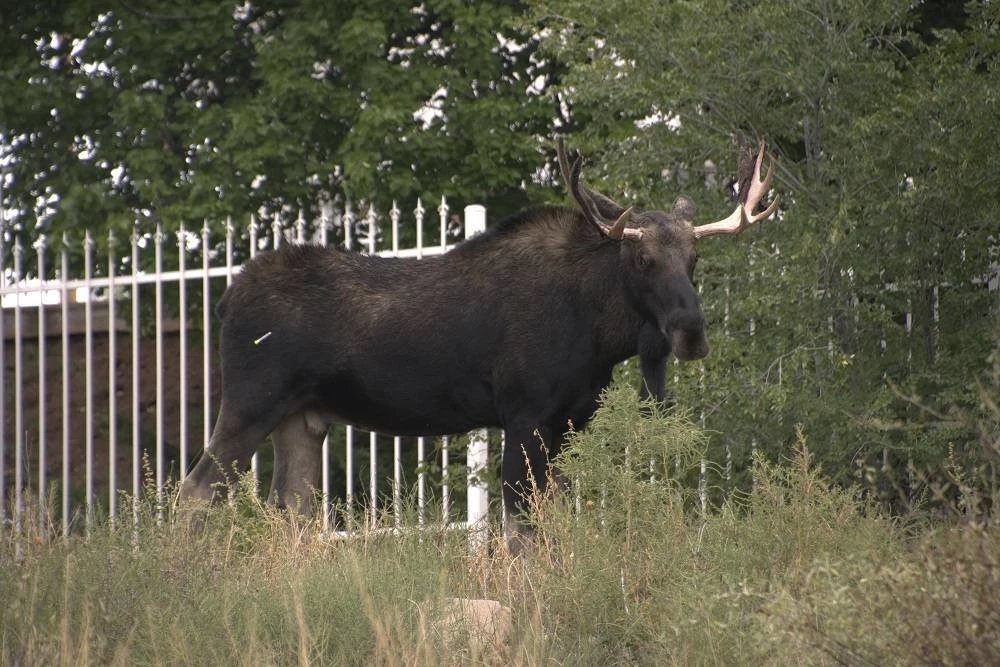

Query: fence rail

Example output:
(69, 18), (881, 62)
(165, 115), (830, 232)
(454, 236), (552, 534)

(0, 198), (490, 540)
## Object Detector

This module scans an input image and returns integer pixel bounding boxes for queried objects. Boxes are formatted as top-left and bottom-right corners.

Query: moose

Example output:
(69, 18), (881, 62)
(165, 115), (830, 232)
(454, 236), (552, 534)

(179, 138), (779, 551)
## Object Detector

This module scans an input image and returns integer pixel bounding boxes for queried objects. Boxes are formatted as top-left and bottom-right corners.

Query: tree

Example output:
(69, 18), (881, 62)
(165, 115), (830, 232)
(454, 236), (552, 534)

(0, 0), (560, 271)
(527, 0), (1000, 500)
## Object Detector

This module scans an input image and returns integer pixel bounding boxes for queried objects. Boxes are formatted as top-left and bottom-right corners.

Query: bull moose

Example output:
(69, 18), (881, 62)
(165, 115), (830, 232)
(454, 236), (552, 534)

(179, 138), (779, 551)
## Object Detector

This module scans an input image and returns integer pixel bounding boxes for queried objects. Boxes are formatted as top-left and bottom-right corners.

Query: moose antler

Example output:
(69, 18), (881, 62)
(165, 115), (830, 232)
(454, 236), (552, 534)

(692, 141), (780, 239)
(557, 137), (643, 241)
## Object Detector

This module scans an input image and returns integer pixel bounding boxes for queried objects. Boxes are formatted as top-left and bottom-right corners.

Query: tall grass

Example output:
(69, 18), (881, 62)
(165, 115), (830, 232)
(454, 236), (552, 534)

(2, 384), (997, 664)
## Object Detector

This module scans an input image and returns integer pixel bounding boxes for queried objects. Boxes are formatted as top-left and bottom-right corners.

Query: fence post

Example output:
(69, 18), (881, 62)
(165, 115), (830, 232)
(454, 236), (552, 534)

(463, 205), (489, 552)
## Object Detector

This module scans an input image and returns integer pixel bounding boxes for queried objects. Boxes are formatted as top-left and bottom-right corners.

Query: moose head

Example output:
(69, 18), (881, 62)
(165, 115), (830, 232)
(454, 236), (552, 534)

(556, 137), (780, 395)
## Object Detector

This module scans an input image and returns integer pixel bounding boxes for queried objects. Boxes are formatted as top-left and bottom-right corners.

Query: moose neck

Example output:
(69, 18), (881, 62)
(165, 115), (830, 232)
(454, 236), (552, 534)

(579, 232), (648, 364)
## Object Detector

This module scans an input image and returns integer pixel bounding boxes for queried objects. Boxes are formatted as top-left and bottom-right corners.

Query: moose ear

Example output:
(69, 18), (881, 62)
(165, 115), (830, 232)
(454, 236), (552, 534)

(671, 195), (696, 222)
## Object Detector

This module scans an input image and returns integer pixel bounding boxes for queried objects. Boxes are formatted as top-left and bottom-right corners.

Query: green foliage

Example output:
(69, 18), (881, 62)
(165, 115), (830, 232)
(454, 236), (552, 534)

(0, 478), (471, 665)
(1, 0), (557, 270)
(526, 386), (896, 663)
(760, 522), (1000, 665)
(527, 0), (1000, 502)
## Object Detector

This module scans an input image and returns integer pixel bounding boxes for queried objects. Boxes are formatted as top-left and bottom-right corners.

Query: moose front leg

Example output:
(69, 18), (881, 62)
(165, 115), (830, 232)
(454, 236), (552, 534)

(501, 423), (558, 556)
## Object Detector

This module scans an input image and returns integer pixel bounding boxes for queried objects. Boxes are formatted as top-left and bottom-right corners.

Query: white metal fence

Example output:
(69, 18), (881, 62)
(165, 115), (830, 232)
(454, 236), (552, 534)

(4, 195), (989, 542)
(0, 198), (491, 539)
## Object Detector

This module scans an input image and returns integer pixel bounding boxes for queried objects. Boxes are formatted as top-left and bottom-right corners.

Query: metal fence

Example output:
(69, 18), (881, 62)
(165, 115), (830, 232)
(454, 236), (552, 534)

(0, 198), (491, 540)
(5, 194), (990, 543)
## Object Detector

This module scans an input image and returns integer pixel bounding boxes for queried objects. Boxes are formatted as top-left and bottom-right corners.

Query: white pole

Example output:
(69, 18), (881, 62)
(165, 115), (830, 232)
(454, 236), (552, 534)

(131, 226), (141, 532)
(153, 225), (164, 521)
(416, 436), (426, 531)
(393, 436), (402, 530)
(321, 434), (330, 532)
(83, 231), (95, 533)
(0, 214), (5, 532)
(438, 196), (449, 249)
(369, 431), (377, 527)
(391, 202), (400, 256)
(345, 425), (354, 518)
(13, 237), (23, 539)
(61, 236), (71, 536)
(244, 218), (257, 487)
(36, 236), (47, 537)
(463, 205), (489, 551)
(441, 435), (450, 523)
(177, 226), (188, 486)
(344, 204), (355, 527)
(415, 199), (424, 259)
(205, 219), (217, 450)
(106, 233), (116, 526)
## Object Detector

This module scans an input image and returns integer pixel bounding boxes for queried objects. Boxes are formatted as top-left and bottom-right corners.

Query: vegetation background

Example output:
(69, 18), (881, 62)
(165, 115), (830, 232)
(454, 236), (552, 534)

(1, 1), (999, 661)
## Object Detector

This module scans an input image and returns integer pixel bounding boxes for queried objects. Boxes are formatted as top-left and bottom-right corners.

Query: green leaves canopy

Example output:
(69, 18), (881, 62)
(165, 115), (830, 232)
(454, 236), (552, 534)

(0, 0), (557, 248)
(528, 0), (1000, 497)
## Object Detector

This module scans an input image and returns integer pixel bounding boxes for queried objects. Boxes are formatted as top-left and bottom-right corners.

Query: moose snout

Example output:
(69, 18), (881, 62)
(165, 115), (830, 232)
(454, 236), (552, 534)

(665, 309), (709, 361)
(671, 329), (709, 361)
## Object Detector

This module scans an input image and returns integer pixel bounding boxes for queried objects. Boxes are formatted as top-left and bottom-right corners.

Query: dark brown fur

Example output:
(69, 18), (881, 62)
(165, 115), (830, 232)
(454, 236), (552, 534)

(180, 203), (707, 550)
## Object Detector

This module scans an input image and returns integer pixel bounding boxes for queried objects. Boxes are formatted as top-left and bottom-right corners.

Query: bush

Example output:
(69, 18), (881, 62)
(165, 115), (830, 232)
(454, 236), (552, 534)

(527, 388), (900, 663)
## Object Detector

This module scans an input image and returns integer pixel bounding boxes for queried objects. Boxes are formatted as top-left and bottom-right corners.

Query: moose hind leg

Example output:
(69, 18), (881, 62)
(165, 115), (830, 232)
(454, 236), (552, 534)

(180, 396), (290, 505)
(269, 410), (327, 515)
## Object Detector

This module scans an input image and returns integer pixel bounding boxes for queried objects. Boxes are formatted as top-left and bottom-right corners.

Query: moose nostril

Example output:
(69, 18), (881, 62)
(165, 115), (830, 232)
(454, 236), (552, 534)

(670, 328), (709, 361)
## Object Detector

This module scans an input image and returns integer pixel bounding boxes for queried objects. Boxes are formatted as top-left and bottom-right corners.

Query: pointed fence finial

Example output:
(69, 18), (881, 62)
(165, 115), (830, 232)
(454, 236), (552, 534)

(295, 209), (306, 244)
(366, 206), (377, 254)
(438, 195), (449, 247)
(390, 201), (401, 255)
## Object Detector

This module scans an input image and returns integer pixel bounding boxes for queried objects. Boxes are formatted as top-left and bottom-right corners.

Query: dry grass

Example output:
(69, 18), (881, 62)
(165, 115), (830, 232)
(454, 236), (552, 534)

(2, 385), (998, 664)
